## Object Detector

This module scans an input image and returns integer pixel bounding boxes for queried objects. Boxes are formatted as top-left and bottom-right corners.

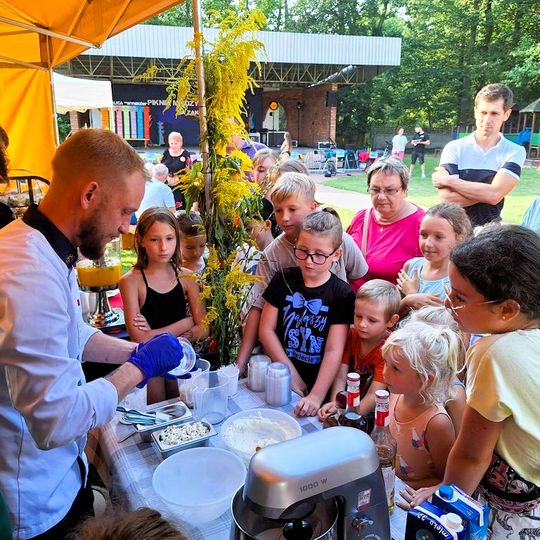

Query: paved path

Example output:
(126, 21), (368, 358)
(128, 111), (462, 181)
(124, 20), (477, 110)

(311, 171), (371, 212)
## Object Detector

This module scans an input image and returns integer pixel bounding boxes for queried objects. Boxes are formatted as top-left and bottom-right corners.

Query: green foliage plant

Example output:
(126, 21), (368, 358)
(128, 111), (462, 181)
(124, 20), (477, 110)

(137, 8), (267, 365)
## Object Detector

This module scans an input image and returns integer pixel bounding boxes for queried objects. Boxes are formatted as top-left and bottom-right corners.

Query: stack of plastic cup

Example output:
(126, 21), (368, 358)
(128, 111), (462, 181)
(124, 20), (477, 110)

(247, 355), (271, 392)
(218, 364), (240, 397)
(265, 363), (291, 407)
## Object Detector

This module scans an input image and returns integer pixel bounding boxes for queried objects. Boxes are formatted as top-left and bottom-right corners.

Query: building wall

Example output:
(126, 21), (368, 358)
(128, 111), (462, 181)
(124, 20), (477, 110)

(262, 83), (337, 147)
(69, 82), (338, 148)
(69, 111), (90, 133)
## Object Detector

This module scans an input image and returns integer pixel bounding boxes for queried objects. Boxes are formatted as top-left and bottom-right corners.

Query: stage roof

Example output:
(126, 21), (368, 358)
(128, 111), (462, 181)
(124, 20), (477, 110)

(60, 25), (401, 87)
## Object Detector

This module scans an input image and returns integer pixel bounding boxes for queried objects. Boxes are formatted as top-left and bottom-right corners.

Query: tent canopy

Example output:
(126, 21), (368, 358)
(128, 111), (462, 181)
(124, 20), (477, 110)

(520, 98), (540, 114)
(53, 72), (113, 114)
(0, 0), (182, 178)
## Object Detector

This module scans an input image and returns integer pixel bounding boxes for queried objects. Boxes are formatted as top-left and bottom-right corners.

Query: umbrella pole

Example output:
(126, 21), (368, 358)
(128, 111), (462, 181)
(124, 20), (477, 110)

(45, 34), (60, 147)
(49, 69), (60, 146)
(191, 0), (211, 212)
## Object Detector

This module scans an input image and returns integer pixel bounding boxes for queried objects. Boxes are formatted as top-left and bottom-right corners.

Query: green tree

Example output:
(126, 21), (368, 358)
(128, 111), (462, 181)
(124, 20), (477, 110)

(505, 40), (540, 105)
(145, 1), (540, 139)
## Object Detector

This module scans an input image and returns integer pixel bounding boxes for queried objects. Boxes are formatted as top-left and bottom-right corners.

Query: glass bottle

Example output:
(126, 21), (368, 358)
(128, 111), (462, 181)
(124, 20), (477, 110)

(323, 390), (347, 428)
(338, 373), (368, 432)
(335, 390), (347, 417)
(370, 389), (397, 513)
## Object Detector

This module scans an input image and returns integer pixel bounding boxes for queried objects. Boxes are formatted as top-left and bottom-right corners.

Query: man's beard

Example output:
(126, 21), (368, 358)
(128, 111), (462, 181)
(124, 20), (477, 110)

(79, 212), (109, 260)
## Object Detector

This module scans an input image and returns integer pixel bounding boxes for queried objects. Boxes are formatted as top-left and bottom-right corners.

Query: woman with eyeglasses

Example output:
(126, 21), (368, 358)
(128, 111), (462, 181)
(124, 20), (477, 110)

(347, 157), (425, 289)
(400, 225), (540, 539)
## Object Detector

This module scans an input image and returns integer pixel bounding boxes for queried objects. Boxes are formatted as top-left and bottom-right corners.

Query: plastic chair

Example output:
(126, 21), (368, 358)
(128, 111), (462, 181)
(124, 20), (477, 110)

(312, 149), (327, 171)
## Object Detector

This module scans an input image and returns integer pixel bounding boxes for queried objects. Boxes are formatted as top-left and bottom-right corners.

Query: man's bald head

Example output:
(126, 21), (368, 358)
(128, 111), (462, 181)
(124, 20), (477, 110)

(52, 129), (145, 190)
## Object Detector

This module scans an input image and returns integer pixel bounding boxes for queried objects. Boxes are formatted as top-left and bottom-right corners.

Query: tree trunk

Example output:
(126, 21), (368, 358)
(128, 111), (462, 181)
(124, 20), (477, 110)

(373, 0), (390, 37)
(458, 0), (480, 126)
(482, 0), (493, 54)
(512, 1), (522, 48)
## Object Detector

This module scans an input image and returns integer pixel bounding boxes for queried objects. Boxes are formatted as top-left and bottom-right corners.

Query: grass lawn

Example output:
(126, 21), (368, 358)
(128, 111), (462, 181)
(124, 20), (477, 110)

(121, 249), (136, 275)
(322, 206), (356, 229)
(324, 155), (539, 225)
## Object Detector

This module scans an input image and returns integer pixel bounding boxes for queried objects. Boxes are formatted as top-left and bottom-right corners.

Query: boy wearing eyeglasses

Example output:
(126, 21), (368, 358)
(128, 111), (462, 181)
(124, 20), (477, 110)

(235, 172), (368, 378)
(259, 211), (356, 417)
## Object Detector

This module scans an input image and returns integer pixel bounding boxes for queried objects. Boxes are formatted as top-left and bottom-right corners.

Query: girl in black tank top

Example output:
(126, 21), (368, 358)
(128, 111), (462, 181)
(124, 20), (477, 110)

(119, 208), (208, 404)
(140, 265), (188, 329)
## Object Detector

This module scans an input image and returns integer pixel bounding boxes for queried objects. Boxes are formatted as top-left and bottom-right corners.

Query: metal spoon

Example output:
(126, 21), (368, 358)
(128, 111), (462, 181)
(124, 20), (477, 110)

(116, 406), (159, 419)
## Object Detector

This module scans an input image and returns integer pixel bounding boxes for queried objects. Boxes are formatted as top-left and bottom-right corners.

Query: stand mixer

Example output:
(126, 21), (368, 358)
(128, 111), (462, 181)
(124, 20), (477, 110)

(231, 426), (391, 540)
(76, 239), (124, 329)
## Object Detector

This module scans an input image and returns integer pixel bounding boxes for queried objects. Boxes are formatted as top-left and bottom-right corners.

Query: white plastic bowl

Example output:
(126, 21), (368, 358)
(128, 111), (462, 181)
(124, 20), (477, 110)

(152, 447), (245, 524)
(220, 408), (302, 466)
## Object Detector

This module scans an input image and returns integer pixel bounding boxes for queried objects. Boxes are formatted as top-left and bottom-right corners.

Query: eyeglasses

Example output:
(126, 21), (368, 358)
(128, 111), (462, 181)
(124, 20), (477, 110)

(444, 284), (501, 315)
(294, 246), (338, 265)
(367, 187), (402, 196)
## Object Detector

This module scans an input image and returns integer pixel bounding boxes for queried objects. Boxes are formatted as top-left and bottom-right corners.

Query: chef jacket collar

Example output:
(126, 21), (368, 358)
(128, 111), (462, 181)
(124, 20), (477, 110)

(23, 204), (78, 269)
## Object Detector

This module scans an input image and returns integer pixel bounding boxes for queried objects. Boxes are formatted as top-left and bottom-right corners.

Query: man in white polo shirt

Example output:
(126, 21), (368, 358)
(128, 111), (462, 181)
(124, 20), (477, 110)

(432, 83), (526, 227)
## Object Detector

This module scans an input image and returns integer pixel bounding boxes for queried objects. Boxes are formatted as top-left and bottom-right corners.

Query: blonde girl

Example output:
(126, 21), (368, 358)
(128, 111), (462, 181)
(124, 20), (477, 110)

(119, 208), (208, 403)
(397, 202), (471, 313)
(251, 149), (278, 193)
(382, 320), (461, 488)
(407, 306), (467, 433)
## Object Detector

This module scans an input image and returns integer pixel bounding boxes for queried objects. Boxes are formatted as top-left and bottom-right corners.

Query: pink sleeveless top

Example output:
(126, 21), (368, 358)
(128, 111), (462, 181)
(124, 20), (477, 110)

(389, 394), (451, 484)
(347, 206), (424, 288)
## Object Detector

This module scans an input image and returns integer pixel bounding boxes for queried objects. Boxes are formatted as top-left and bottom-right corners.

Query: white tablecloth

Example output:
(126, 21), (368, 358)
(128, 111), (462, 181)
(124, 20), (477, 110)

(88, 379), (407, 539)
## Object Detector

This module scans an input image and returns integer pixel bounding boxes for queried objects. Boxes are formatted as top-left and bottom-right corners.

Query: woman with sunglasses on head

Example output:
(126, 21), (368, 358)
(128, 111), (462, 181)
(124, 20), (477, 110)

(347, 157), (425, 290)
(401, 225), (540, 540)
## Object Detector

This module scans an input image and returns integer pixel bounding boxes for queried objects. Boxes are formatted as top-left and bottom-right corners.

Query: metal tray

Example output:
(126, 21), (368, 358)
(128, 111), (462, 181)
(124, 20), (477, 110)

(133, 400), (193, 442)
(151, 420), (217, 459)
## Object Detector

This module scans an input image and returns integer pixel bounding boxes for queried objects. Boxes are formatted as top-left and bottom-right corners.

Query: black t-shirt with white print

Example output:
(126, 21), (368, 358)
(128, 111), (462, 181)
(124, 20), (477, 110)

(263, 266), (355, 390)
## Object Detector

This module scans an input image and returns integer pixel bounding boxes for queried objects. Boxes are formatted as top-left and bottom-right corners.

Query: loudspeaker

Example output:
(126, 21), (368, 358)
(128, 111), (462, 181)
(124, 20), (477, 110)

(325, 91), (338, 107)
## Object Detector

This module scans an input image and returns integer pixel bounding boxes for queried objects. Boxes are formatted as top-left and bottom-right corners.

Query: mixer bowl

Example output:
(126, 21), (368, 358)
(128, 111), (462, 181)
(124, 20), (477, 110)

(230, 487), (338, 540)
(220, 409), (301, 466)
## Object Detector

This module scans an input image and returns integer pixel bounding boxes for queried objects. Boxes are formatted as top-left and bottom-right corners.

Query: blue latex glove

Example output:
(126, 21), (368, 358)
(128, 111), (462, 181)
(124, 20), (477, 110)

(128, 333), (183, 388)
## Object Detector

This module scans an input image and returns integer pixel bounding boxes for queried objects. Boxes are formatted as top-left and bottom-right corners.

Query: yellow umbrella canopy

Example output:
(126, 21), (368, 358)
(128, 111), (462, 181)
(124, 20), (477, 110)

(0, 0), (182, 179)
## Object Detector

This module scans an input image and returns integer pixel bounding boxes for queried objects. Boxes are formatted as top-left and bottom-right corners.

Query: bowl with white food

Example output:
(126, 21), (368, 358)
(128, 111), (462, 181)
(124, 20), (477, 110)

(152, 447), (246, 524)
(152, 420), (216, 458)
(220, 408), (302, 466)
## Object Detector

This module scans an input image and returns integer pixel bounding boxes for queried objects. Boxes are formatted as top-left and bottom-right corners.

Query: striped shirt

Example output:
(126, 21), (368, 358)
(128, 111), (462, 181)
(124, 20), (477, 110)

(440, 132), (526, 227)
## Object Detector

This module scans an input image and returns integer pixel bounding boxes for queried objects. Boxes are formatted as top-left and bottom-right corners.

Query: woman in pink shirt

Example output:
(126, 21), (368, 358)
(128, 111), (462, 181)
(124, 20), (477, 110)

(348, 157), (425, 289)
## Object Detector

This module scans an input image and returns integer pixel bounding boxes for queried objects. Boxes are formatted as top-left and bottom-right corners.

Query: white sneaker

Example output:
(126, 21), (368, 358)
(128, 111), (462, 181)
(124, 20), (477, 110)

(421, 173), (426, 179)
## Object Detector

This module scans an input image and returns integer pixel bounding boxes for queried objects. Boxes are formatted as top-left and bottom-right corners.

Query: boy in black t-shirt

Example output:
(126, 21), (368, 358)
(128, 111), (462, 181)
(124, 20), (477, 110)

(260, 211), (355, 417)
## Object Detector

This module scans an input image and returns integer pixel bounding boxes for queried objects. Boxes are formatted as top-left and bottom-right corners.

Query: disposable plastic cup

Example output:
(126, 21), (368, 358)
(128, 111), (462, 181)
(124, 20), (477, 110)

(265, 363), (291, 407)
(168, 337), (197, 377)
(219, 364), (240, 397)
(176, 358), (211, 407)
(247, 355), (271, 392)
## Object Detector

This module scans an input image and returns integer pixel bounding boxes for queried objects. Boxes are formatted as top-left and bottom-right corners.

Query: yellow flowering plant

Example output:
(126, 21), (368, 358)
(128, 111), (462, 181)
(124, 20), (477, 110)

(140, 8), (267, 364)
